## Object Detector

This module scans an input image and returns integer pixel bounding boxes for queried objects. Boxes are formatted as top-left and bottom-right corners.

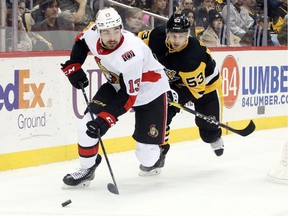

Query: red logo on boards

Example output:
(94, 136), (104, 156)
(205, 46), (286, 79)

(221, 55), (240, 109)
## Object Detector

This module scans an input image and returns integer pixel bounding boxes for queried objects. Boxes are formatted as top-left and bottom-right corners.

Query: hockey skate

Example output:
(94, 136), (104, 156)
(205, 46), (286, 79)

(62, 154), (102, 188)
(210, 138), (224, 156)
(139, 144), (170, 177)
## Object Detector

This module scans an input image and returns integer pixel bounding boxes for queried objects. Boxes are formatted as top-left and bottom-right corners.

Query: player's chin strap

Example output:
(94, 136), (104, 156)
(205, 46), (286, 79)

(169, 101), (256, 137)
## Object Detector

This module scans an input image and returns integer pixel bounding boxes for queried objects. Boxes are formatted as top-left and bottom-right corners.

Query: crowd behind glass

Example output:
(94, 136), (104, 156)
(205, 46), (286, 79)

(0, 0), (287, 52)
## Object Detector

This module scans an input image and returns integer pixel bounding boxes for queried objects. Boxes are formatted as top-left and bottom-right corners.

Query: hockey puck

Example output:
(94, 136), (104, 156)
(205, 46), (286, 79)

(61, 199), (72, 207)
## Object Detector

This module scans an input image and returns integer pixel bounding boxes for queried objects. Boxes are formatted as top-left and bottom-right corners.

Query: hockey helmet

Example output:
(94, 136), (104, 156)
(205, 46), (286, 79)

(166, 13), (190, 33)
(95, 8), (123, 31)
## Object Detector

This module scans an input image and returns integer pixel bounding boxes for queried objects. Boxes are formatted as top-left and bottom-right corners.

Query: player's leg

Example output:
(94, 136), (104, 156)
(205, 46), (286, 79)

(133, 93), (168, 176)
(164, 87), (192, 163)
(195, 87), (224, 156)
(63, 83), (117, 187)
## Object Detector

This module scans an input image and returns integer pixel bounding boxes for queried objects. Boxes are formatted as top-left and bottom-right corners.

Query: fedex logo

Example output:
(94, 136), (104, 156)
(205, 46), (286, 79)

(0, 69), (45, 111)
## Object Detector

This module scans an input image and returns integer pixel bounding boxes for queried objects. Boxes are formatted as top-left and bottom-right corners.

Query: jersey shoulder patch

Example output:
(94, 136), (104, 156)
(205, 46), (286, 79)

(121, 50), (136, 62)
(138, 30), (152, 45)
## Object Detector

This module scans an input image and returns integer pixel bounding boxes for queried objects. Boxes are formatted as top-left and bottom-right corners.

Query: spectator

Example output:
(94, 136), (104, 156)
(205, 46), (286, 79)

(214, 0), (226, 12)
(222, 0), (254, 39)
(252, 15), (274, 46)
(92, 0), (113, 14)
(58, 10), (76, 28)
(242, 0), (258, 21)
(175, 0), (194, 14)
(200, 9), (241, 46)
(113, 0), (139, 20)
(5, 0), (32, 51)
(30, 0), (54, 24)
(269, 0), (287, 33)
(195, 0), (215, 33)
(182, 9), (197, 37)
(123, 7), (150, 34)
(31, 0), (76, 50)
(18, 0), (28, 15)
(136, 0), (153, 10)
(150, 0), (169, 27)
(59, 0), (95, 31)
(277, 14), (288, 45)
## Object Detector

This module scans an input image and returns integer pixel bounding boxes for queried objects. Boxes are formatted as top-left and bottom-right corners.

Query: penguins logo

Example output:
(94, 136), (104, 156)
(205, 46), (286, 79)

(148, 124), (159, 138)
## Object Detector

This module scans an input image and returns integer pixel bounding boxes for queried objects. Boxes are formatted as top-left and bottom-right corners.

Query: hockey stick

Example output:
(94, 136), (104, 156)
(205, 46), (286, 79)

(169, 102), (256, 137)
(79, 82), (119, 195)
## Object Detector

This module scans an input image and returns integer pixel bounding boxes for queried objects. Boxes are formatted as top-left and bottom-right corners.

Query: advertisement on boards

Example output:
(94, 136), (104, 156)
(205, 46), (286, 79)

(0, 49), (287, 155)
(213, 50), (288, 122)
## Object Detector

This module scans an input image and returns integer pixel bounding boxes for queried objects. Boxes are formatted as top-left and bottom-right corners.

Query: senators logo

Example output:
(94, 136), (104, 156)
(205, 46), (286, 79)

(148, 124), (159, 138)
(121, 50), (135, 62)
(94, 57), (120, 84)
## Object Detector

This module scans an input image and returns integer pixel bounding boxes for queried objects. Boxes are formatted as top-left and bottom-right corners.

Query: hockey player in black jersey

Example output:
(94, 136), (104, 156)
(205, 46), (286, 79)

(138, 13), (224, 158)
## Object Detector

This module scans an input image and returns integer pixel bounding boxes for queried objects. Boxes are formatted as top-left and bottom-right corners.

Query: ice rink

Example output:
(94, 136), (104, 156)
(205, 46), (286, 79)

(0, 127), (287, 216)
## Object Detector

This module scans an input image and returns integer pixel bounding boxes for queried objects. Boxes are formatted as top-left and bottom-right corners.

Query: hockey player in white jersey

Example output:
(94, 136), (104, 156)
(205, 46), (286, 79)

(61, 7), (170, 187)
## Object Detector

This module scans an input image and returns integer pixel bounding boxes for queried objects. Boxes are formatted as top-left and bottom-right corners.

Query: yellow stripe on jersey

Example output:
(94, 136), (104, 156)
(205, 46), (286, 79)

(179, 62), (222, 99)
(205, 75), (222, 94)
(179, 62), (206, 99)
(138, 30), (152, 46)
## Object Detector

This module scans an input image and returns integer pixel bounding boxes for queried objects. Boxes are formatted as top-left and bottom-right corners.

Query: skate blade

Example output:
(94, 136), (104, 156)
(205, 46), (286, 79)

(138, 168), (161, 177)
(61, 181), (92, 189)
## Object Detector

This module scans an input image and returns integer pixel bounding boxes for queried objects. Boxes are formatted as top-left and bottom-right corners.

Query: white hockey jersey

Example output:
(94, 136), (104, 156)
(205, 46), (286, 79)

(81, 25), (170, 107)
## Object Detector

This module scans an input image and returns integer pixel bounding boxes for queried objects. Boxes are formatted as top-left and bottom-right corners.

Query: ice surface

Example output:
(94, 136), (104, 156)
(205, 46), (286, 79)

(0, 128), (287, 216)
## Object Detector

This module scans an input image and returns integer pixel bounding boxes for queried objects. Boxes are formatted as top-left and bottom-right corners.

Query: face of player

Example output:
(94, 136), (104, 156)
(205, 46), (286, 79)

(100, 26), (122, 50)
(167, 32), (188, 50)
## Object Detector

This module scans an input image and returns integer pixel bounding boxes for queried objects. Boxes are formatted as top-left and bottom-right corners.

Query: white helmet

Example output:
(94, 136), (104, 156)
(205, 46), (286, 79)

(95, 8), (123, 31)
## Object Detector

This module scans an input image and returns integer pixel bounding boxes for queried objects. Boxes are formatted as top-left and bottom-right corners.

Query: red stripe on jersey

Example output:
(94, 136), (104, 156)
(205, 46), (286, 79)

(124, 95), (137, 111)
(78, 144), (99, 157)
(162, 93), (168, 143)
(142, 71), (162, 82)
(74, 32), (83, 42)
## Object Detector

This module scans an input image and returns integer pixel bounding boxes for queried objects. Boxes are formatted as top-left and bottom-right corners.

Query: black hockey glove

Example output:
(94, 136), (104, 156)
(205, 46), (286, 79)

(86, 112), (117, 138)
(61, 60), (88, 89)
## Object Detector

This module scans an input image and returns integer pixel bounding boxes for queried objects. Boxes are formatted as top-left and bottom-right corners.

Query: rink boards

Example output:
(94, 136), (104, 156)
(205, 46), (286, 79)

(0, 47), (287, 170)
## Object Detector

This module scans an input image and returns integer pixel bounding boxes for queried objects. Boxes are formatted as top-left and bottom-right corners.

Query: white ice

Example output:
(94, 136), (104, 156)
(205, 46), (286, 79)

(0, 128), (287, 216)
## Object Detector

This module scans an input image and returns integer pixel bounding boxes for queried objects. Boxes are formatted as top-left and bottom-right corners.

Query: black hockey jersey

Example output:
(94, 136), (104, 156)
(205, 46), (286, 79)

(138, 26), (222, 100)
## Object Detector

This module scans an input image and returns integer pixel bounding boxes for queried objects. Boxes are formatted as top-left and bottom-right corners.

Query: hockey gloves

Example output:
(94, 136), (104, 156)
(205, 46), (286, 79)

(86, 112), (117, 138)
(61, 60), (88, 89)
(167, 89), (179, 103)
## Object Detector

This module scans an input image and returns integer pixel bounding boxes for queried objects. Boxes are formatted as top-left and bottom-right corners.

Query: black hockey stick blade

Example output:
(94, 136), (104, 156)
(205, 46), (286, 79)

(169, 102), (256, 137)
(219, 120), (255, 137)
(107, 183), (120, 195)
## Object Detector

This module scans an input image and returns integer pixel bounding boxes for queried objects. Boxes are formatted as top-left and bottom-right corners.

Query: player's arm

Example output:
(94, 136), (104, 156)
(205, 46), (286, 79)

(61, 33), (90, 89)
(138, 26), (167, 60)
(86, 62), (142, 138)
(204, 46), (222, 92)
(104, 73), (137, 118)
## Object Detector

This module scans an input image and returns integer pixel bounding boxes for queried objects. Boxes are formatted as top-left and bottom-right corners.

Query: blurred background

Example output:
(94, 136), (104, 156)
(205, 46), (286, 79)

(0, 0), (287, 52)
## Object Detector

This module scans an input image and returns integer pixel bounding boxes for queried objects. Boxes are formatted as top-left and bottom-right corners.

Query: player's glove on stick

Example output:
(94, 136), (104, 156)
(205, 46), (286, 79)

(167, 89), (179, 103)
(61, 60), (88, 89)
(86, 112), (117, 138)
